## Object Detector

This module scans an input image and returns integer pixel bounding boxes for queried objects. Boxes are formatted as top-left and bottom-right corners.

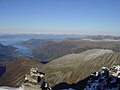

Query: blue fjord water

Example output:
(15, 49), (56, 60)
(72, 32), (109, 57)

(0, 38), (32, 56)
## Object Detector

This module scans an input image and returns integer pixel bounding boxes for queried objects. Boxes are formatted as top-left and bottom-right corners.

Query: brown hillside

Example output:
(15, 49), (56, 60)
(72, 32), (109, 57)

(42, 49), (120, 86)
(0, 57), (43, 87)
(33, 39), (120, 61)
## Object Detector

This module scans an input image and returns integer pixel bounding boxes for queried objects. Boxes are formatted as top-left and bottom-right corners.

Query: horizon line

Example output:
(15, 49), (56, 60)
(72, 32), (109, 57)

(0, 33), (119, 36)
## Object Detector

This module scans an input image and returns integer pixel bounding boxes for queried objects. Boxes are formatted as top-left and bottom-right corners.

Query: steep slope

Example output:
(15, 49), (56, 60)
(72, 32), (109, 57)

(53, 65), (120, 90)
(0, 57), (43, 87)
(42, 49), (120, 86)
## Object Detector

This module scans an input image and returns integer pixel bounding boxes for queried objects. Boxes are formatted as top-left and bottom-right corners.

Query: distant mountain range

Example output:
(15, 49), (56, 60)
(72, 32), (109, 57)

(22, 39), (120, 62)
(0, 34), (120, 40)
(84, 35), (120, 40)
(0, 34), (84, 40)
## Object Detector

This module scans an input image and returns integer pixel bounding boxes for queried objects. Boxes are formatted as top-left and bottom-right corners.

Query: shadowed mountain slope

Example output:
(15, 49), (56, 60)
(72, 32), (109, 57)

(32, 39), (120, 62)
(21, 39), (55, 49)
(0, 43), (17, 62)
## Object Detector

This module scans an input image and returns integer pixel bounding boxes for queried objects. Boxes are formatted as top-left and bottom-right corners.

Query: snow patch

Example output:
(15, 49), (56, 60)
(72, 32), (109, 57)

(0, 86), (23, 90)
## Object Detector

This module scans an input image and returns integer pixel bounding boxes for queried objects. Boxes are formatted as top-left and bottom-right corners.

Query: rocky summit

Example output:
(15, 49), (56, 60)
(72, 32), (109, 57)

(22, 68), (51, 90)
(22, 65), (120, 90)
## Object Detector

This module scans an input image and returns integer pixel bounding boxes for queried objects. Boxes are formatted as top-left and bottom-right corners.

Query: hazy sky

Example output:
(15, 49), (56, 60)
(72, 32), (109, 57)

(0, 0), (120, 35)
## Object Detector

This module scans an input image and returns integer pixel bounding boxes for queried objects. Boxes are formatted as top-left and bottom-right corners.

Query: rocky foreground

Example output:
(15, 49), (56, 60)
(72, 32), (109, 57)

(22, 67), (51, 90)
(84, 65), (120, 90)
(5, 65), (120, 90)
(0, 65), (120, 90)
(53, 65), (120, 90)
(12, 65), (120, 90)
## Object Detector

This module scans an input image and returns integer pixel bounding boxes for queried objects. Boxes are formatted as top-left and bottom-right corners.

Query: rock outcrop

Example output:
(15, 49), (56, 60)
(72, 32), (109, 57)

(84, 65), (120, 90)
(22, 68), (51, 90)
(52, 65), (120, 90)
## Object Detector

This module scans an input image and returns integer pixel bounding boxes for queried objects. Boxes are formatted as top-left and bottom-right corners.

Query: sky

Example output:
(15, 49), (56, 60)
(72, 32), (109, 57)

(0, 0), (120, 35)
